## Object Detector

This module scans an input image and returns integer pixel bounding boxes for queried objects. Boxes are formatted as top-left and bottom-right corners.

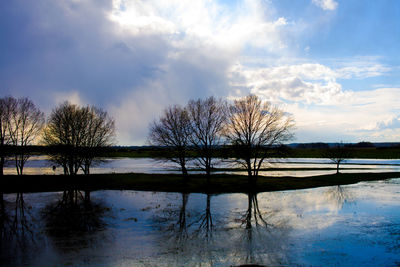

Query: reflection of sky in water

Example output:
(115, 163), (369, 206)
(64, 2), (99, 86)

(4, 157), (400, 176)
(2, 178), (400, 266)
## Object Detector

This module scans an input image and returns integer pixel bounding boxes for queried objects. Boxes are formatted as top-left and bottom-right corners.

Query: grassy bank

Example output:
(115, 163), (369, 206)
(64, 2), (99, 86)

(2, 172), (400, 194)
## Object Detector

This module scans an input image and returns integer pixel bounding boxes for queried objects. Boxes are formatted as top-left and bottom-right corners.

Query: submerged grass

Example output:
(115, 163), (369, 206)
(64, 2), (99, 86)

(2, 171), (400, 194)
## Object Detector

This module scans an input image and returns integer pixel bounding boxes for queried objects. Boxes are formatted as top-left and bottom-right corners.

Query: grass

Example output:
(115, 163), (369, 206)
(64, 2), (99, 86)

(2, 171), (400, 194)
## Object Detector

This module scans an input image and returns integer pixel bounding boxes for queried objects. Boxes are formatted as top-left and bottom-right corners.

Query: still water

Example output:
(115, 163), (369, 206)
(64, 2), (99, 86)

(2, 179), (400, 266)
(4, 156), (400, 176)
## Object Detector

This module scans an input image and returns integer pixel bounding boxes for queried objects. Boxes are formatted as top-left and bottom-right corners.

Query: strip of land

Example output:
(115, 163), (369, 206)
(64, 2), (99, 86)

(2, 172), (400, 194)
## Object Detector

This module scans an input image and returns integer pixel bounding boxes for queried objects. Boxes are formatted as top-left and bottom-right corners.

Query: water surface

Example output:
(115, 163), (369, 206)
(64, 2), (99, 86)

(2, 178), (400, 266)
(4, 156), (400, 176)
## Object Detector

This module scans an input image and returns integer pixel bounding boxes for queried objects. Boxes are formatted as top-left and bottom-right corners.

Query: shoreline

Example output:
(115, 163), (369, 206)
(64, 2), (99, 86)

(2, 171), (400, 194)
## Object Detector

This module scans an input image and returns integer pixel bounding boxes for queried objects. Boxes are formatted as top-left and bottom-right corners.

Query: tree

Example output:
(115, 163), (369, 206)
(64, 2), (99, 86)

(8, 97), (45, 175)
(223, 95), (294, 182)
(148, 105), (191, 177)
(43, 102), (115, 176)
(325, 142), (350, 174)
(43, 102), (86, 175)
(0, 97), (16, 176)
(80, 106), (115, 175)
(0, 96), (17, 213)
(187, 97), (227, 178)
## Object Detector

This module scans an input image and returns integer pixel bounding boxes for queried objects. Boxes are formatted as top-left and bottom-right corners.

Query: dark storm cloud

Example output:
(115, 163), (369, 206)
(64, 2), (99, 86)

(0, 1), (168, 105)
(0, 0), (233, 143)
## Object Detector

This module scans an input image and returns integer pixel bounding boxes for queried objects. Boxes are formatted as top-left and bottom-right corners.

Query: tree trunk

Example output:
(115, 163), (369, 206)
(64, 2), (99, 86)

(0, 154), (4, 176)
(336, 162), (340, 174)
(18, 164), (24, 175)
(182, 165), (188, 178)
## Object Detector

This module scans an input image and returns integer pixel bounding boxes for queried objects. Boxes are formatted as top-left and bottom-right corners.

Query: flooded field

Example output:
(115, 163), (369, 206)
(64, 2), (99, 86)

(2, 178), (400, 266)
(3, 156), (400, 176)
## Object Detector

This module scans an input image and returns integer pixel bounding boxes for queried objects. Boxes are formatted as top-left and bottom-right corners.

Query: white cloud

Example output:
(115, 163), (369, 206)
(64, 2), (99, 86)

(110, 0), (289, 53)
(227, 59), (400, 142)
(336, 63), (390, 79)
(369, 115), (400, 131)
(312, 0), (338, 11)
(228, 61), (391, 107)
(229, 63), (350, 105)
(286, 87), (400, 142)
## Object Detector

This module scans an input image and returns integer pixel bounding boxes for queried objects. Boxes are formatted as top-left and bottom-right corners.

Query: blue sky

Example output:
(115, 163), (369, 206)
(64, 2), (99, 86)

(1, 0), (400, 144)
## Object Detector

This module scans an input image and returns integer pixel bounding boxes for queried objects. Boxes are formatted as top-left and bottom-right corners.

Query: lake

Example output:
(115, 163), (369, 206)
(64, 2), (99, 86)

(3, 156), (400, 176)
(2, 178), (400, 266)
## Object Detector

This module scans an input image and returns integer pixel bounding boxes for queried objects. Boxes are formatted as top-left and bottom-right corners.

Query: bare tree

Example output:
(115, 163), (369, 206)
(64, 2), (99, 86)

(148, 105), (191, 177)
(43, 102), (115, 176)
(8, 98), (44, 175)
(0, 97), (16, 176)
(187, 97), (227, 179)
(80, 106), (115, 175)
(325, 142), (351, 174)
(0, 96), (17, 212)
(223, 95), (294, 182)
(43, 102), (86, 175)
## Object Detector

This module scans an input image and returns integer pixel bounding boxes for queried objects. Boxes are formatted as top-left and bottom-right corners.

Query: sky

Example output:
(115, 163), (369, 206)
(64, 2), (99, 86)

(1, 0), (400, 145)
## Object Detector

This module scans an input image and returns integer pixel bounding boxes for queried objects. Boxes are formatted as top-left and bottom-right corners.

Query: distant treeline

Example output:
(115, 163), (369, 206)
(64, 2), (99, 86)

(5, 142), (399, 159)
(101, 142), (400, 159)
(290, 141), (400, 149)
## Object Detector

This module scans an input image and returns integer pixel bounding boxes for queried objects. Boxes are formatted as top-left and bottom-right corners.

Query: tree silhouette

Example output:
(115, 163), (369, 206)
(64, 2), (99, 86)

(42, 102), (114, 175)
(148, 105), (191, 177)
(0, 97), (15, 176)
(0, 97), (16, 212)
(7, 97), (45, 175)
(187, 97), (227, 179)
(223, 95), (294, 182)
(79, 106), (115, 175)
(325, 142), (351, 174)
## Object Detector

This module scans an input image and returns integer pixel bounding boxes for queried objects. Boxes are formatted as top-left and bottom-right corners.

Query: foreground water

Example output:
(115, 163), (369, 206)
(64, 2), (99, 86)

(1, 178), (400, 266)
(4, 156), (400, 176)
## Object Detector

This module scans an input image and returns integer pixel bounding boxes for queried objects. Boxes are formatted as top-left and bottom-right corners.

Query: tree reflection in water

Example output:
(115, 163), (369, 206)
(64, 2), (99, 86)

(0, 193), (42, 266)
(151, 190), (291, 266)
(325, 185), (354, 210)
(41, 190), (110, 251)
(176, 192), (189, 242)
(154, 193), (191, 244)
(196, 193), (213, 240)
(231, 191), (290, 266)
(152, 192), (219, 265)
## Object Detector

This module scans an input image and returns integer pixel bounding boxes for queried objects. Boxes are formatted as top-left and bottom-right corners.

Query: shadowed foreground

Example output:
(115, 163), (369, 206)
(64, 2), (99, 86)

(2, 172), (400, 194)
